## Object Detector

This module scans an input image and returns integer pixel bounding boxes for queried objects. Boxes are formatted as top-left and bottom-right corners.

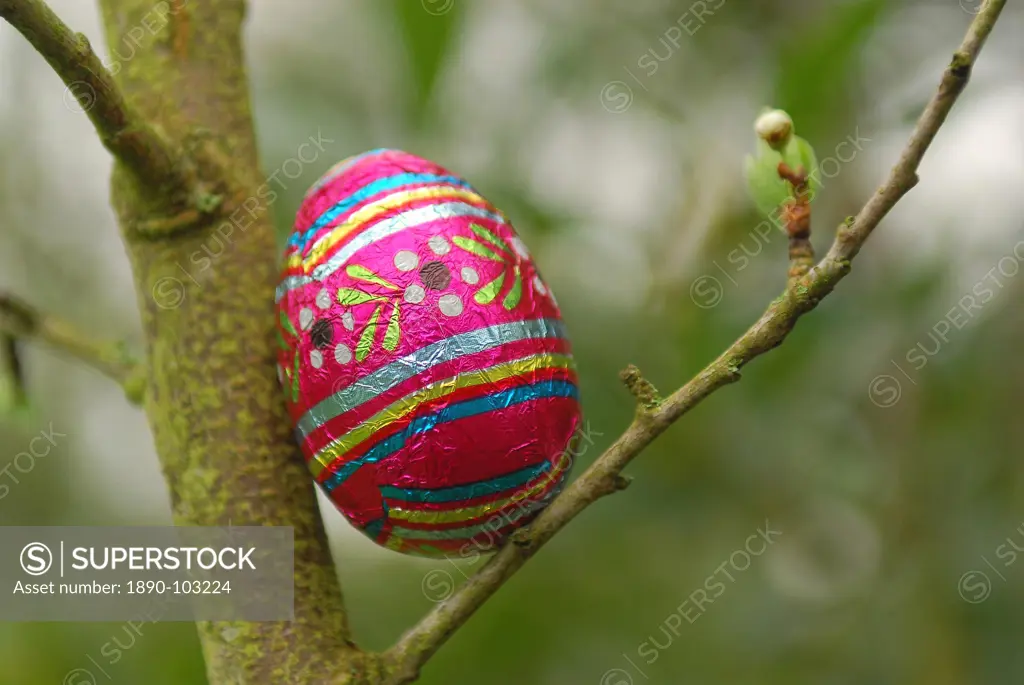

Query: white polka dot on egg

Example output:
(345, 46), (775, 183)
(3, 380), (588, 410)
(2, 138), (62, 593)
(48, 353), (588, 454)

(404, 284), (426, 304)
(428, 235), (451, 255)
(394, 250), (419, 272)
(316, 289), (332, 309)
(461, 266), (479, 285)
(438, 294), (463, 317)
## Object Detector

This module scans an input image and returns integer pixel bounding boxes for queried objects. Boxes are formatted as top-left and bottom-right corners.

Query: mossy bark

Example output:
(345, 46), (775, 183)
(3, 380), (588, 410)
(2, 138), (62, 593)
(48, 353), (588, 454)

(94, 1), (365, 682)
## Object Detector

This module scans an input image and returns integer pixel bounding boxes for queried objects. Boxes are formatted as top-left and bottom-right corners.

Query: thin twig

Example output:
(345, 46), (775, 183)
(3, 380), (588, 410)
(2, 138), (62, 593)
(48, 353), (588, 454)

(0, 0), (214, 220)
(778, 162), (814, 284)
(619, 364), (662, 412)
(1, 333), (28, 408)
(381, 2), (1006, 682)
(0, 293), (145, 404)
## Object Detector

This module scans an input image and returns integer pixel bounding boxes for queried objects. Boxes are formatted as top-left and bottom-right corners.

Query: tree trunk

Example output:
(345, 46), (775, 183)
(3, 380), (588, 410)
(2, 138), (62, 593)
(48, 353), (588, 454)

(95, 1), (365, 681)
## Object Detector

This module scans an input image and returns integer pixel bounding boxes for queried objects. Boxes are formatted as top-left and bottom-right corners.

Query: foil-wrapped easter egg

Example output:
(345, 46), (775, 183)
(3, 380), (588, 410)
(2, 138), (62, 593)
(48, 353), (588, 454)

(275, 149), (581, 556)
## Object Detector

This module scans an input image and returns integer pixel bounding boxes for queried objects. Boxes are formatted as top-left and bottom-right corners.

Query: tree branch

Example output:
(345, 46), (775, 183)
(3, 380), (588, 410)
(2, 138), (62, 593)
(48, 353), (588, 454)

(619, 364), (663, 412)
(1, 332), (29, 409)
(0, 0), (218, 219)
(777, 161), (814, 284)
(88, 0), (361, 681)
(0, 292), (145, 403)
(381, 1), (1007, 681)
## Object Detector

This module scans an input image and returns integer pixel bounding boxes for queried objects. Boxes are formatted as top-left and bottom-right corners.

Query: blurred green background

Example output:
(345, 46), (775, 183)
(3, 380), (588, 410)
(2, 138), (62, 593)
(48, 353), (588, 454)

(2, 0), (1024, 683)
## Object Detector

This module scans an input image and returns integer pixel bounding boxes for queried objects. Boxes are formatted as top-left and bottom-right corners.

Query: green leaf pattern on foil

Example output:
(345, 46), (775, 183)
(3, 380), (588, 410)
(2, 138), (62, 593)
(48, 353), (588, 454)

(316, 224), (539, 369)
(356, 304), (384, 362)
(474, 271), (506, 305)
(502, 266), (522, 310)
(337, 288), (384, 306)
(453, 235), (503, 262)
(341, 264), (403, 363)
(456, 223), (525, 311)
(384, 303), (401, 352)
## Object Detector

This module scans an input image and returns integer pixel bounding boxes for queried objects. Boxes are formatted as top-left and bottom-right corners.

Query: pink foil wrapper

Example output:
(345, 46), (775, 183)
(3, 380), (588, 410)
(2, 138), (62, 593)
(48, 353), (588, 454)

(276, 149), (581, 556)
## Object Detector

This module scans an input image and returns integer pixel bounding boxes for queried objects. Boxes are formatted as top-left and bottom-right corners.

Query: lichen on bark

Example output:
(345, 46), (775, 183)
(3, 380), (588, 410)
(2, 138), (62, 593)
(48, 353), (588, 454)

(94, 0), (362, 681)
